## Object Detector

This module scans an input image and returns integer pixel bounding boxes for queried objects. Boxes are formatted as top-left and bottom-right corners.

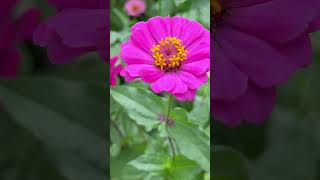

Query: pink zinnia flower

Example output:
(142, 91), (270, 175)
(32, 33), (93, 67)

(110, 56), (123, 86)
(124, 0), (146, 17)
(212, 0), (320, 126)
(120, 16), (210, 101)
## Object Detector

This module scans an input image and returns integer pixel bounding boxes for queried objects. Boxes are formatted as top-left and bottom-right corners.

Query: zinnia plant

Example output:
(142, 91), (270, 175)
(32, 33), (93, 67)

(110, 8), (210, 177)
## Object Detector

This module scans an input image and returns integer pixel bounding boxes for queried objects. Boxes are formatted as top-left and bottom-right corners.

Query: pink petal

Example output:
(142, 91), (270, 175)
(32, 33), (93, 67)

(178, 71), (205, 90)
(181, 58), (209, 76)
(121, 64), (154, 78)
(121, 41), (153, 65)
(217, 25), (312, 88)
(46, 9), (105, 48)
(146, 16), (171, 42)
(151, 73), (176, 93)
(212, 46), (248, 100)
(170, 74), (188, 94)
(225, 0), (320, 43)
(140, 66), (164, 83)
(131, 21), (157, 52)
(174, 89), (196, 101)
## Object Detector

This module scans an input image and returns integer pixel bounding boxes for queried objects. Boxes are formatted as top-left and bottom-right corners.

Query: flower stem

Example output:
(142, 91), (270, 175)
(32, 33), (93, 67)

(167, 129), (176, 159)
(165, 94), (175, 159)
(166, 94), (174, 119)
(111, 120), (125, 139)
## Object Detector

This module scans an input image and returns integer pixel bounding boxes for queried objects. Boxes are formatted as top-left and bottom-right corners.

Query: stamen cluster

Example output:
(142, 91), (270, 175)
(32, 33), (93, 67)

(151, 37), (187, 70)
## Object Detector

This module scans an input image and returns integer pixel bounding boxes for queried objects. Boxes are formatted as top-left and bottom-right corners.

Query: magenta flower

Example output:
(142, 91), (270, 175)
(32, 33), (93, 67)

(124, 0), (146, 17)
(33, 0), (107, 64)
(212, 0), (320, 126)
(120, 16), (210, 101)
(0, 1), (41, 78)
(110, 56), (123, 86)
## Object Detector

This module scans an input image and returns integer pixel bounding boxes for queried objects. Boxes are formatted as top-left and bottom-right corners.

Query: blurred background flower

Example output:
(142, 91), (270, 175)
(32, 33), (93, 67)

(124, 0), (146, 17)
(0, 1), (40, 78)
(33, 0), (108, 64)
(213, 1), (320, 180)
(212, 0), (320, 126)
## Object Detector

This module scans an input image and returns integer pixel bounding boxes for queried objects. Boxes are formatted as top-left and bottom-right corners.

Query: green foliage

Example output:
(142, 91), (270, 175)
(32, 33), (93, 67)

(111, 86), (165, 131)
(212, 146), (249, 180)
(168, 108), (210, 172)
(110, 84), (210, 179)
(0, 77), (107, 180)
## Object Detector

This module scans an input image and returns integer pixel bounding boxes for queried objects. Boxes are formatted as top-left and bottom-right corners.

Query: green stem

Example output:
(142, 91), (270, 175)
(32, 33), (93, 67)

(166, 94), (174, 120)
(167, 128), (176, 159)
(165, 94), (175, 160)
(111, 120), (125, 140)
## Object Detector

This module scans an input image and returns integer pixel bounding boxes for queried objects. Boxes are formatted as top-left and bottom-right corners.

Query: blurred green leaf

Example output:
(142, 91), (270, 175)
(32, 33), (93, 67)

(249, 109), (318, 180)
(110, 9), (125, 31)
(212, 146), (249, 180)
(0, 77), (107, 180)
(156, 0), (176, 16)
(0, 112), (67, 180)
(177, 0), (210, 28)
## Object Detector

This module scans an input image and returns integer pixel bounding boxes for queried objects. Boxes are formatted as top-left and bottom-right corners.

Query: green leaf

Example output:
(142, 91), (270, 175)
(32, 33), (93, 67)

(170, 155), (202, 180)
(110, 8), (125, 31)
(189, 86), (210, 128)
(129, 154), (169, 172)
(156, 0), (176, 16)
(212, 146), (249, 180)
(0, 112), (67, 180)
(129, 153), (202, 179)
(249, 109), (319, 180)
(168, 108), (210, 171)
(0, 77), (107, 180)
(177, 0), (210, 28)
(110, 85), (165, 131)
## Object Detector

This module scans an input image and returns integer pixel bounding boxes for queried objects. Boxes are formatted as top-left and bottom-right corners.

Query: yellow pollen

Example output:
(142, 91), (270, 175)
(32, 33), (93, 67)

(150, 37), (188, 70)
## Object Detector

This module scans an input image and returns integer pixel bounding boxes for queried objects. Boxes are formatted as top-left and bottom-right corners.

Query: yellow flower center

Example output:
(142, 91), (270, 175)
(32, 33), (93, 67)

(150, 37), (188, 71)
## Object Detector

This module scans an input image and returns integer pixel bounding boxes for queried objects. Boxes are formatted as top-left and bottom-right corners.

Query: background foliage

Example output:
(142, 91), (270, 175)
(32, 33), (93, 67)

(110, 0), (210, 179)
